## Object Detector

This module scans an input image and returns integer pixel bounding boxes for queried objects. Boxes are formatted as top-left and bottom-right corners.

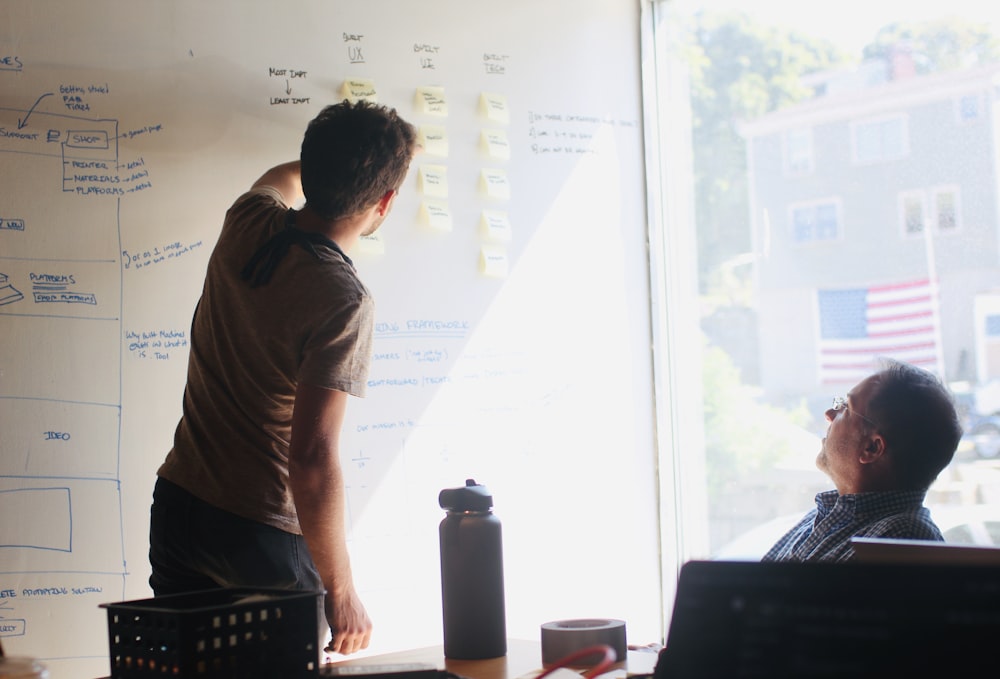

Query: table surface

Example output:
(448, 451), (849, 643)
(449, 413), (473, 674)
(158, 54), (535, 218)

(95, 638), (659, 679)
(324, 639), (659, 679)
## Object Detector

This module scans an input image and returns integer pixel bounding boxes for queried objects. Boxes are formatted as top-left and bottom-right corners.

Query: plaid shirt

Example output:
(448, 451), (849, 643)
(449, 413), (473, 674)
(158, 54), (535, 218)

(762, 489), (943, 562)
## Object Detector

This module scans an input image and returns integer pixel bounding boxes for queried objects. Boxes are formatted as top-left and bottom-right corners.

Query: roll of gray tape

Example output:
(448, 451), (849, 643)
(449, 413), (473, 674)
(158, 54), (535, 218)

(540, 618), (627, 667)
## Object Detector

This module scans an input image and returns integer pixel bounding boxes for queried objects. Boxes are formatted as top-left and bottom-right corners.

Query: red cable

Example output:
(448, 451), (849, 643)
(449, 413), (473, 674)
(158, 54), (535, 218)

(534, 644), (618, 679)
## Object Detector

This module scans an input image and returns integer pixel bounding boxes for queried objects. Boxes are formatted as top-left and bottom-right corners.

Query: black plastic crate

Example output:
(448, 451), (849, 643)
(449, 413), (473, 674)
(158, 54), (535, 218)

(101, 587), (324, 678)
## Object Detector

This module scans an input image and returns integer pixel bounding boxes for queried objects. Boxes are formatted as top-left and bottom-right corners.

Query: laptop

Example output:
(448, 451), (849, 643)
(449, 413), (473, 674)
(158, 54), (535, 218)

(654, 559), (1000, 678)
(851, 536), (1000, 565)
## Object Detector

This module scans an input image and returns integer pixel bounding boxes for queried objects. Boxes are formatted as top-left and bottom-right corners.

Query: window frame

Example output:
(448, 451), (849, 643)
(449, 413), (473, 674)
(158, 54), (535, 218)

(899, 188), (929, 238)
(931, 184), (962, 234)
(783, 127), (815, 177)
(899, 185), (962, 238)
(787, 196), (844, 245)
(850, 112), (910, 165)
(955, 92), (984, 125)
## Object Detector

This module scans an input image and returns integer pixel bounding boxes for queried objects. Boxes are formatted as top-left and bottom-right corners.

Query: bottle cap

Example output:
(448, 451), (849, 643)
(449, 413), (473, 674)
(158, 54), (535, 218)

(439, 478), (493, 512)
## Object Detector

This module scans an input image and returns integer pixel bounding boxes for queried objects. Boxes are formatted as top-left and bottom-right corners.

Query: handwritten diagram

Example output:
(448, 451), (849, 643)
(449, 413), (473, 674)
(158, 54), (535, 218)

(0, 83), (141, 671)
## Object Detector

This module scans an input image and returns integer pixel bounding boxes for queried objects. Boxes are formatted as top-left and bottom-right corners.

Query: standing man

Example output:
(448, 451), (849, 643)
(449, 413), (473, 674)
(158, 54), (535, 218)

(149, 100), (417, 655)
(763, 358), (963, 562)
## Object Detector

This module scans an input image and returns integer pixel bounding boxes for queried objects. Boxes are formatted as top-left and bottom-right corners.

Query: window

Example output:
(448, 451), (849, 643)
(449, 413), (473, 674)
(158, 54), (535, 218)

(899, 186), (961, 236)
(790, 199), (840, 243)
(784, 127), (814, 176)
(933, 186), (960, 232)
(649, 1), (1000, 581)
(852, 114), (908, 164)
(900, 190), (927, 236)
(956, 93), (982, 123)
(987, 314), (1000, 337)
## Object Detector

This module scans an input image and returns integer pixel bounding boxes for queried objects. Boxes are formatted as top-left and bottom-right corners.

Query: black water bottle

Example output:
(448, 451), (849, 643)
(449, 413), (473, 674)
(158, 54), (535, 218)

(438, 479), (507, 659)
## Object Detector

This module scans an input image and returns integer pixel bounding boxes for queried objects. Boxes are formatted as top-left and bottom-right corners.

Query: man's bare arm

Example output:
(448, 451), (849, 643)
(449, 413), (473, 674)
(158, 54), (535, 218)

(288, 382), (372, 655)
(252, 161), (304, 207)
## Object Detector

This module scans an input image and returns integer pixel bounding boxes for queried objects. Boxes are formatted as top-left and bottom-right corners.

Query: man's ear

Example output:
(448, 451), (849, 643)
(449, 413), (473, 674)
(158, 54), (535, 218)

(859, 434), (886, 464)
(376, 189), (396, 216)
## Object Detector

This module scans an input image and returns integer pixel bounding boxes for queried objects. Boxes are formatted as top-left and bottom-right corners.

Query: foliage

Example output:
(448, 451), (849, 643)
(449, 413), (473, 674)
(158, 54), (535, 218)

(863, 18), (1000, 73)
(687, 11), (846, 291)
(702, 341), (812, 502)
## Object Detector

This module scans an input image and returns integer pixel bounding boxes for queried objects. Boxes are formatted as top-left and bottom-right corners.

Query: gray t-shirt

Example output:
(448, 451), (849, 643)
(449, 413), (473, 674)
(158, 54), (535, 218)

(158, 187), (374, 534)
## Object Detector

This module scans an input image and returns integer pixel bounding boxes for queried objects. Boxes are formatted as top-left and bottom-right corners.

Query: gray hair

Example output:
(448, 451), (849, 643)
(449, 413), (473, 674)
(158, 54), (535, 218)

(865, 358), (963, 490)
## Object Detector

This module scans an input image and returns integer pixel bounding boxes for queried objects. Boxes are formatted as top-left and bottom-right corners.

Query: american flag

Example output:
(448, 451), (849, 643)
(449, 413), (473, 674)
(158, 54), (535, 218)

(817, 278), (941, 384)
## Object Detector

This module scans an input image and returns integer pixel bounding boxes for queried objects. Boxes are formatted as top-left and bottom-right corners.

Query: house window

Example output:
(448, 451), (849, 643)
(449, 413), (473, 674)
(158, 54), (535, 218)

(933, 186), (960, 232)
(900, 186), (961, 236)
(987, 314), (1000, 337)
(784, 128), (813, 176)
(790, 200), (840, 243)
(956, 94), (982, 123)
(900, 190), (927, 235)
(852, 114), (908, 164)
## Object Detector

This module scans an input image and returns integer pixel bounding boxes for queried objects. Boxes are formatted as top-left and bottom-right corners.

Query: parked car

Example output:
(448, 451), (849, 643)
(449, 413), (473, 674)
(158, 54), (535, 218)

(953, 382), (1000, 459)
(964, 414), (1000, 459)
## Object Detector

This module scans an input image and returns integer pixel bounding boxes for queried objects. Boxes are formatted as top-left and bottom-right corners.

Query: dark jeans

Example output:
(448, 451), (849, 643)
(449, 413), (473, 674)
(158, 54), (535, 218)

(148, 476), (323, 596)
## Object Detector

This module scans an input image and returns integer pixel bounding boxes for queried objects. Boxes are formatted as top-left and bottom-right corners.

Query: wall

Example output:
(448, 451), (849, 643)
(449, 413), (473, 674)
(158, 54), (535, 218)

(0, 2), (660, 677)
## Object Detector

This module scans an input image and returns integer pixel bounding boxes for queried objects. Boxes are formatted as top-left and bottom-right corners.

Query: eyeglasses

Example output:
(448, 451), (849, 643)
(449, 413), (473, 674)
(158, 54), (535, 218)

(831, 396), (880, 430)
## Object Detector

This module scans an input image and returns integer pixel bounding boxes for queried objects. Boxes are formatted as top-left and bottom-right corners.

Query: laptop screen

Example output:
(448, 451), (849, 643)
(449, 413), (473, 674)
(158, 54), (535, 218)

(655, 559), (1000, 678)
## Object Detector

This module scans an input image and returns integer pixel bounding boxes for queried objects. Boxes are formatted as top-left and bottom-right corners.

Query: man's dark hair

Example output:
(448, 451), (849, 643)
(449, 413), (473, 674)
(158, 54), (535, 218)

(300, 100), (417, 220)
(866, 358), (963, 490)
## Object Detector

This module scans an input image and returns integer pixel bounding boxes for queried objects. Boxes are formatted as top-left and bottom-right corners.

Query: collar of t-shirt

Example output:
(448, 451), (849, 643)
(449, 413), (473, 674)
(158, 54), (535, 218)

(240, 209), (353, 288)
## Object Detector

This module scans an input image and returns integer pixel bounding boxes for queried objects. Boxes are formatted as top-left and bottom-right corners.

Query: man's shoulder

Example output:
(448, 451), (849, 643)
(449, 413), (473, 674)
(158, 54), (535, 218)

(228, 186), (285, 214)
(861, 499), (943, 541)
(218, 187), (287, 243)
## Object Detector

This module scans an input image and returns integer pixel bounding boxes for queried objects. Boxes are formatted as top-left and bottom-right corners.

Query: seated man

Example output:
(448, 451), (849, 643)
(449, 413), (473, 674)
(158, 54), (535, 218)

(763, 358), (963, 562)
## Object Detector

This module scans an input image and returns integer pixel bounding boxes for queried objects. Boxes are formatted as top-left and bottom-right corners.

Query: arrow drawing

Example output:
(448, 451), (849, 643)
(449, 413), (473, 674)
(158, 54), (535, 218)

(286, 79), (292, 95)
(18, 92), (54, 129)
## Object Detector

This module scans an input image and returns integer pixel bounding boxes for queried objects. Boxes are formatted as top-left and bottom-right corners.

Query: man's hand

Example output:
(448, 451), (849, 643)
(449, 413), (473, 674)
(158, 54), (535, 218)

(324, 585), (373, 655)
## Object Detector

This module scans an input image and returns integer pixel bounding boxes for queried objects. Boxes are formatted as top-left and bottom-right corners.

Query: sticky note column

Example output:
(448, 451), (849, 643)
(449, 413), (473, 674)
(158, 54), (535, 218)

(478, 92), (511, 278)
(413, 86), (453, 237)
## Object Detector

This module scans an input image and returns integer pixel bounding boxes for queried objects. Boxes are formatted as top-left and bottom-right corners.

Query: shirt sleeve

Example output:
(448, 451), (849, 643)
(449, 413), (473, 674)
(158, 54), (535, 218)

(218, 188), (287, 244)
(298, 291), (375, 398)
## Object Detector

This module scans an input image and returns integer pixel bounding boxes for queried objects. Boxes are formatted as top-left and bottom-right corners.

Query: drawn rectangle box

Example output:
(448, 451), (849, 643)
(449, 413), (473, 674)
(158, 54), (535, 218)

(102, 588), (324, 678)
(0, 488), (71, 551)
(0, 400), (119, 478)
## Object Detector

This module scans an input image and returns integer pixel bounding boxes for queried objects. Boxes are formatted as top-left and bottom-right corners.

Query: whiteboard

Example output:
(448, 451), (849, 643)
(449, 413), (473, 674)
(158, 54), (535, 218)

(0, 2), (660, 677)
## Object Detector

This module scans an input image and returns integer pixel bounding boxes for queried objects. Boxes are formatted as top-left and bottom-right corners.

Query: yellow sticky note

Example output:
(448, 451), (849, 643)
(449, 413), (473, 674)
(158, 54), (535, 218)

(480, 130), (511, 160)
(356, 231), (385, 255)
(340, 78), (378, 103)
(418, 165), (449, 198)
(480, 210), (512, 242)
(480, 92), (510, 124)
(419, 125), (449, 157)
(479, 246), (509, 278)
(420, 200), (452, 232)
(480, 169), (510, 200)
(415, 86), (448, 116)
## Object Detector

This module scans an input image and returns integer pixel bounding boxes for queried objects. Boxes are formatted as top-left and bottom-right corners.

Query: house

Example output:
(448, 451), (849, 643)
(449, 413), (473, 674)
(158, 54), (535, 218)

(739, 57), (1000, 408)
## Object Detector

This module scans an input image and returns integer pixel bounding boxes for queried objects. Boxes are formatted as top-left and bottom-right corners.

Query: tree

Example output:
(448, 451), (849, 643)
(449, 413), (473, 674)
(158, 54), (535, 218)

(687, 12), (846, 292)
(701, 341), (811, 505)
(864, 17), (1000, 73)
